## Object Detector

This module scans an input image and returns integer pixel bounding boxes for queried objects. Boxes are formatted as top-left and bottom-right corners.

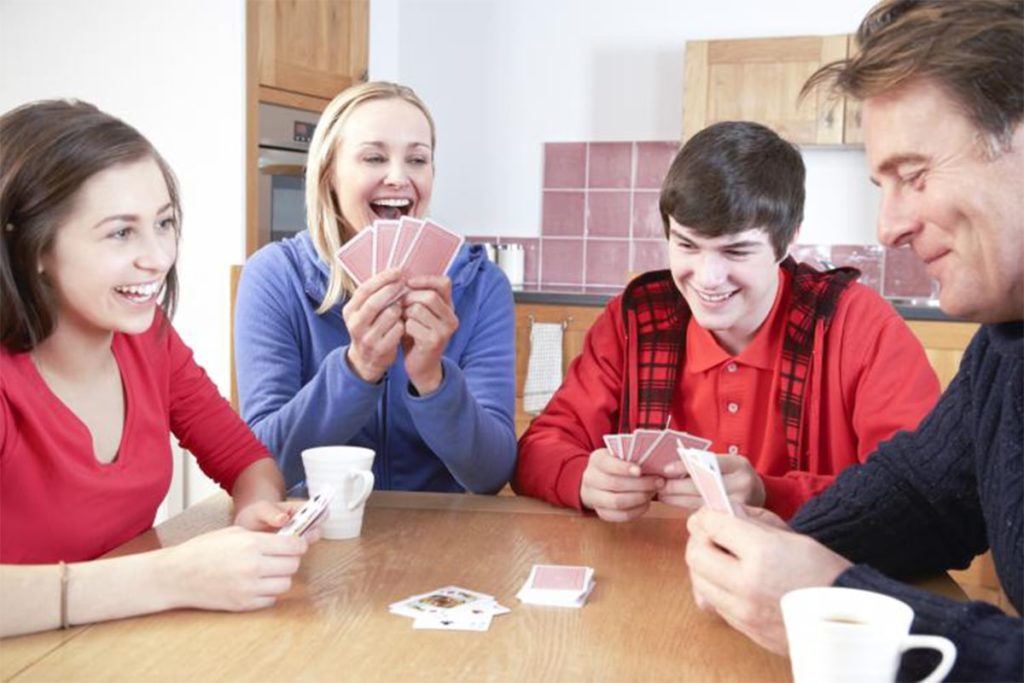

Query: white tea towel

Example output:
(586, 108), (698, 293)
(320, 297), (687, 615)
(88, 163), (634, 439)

(523, 322), (563, 414)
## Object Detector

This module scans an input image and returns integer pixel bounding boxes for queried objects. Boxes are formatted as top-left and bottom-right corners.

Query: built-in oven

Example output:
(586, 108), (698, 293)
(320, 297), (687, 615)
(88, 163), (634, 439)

(257, 103), (319, 245)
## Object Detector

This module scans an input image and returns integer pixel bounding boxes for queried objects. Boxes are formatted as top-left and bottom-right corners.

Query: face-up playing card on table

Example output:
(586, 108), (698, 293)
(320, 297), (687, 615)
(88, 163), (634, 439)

(399, 219), (464, 279)
(335, 227), (375, 286)
(676, 442), (736, 516)
(412, 611), (493, 631)
(388, 585), (493, 618)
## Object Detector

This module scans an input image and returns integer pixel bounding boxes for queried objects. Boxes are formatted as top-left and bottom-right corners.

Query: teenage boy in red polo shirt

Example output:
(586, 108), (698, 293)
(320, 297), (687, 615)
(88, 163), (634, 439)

(514, 120), (940, 521)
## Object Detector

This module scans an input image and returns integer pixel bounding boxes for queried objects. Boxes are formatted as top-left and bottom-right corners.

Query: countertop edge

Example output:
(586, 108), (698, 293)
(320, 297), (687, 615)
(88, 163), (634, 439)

(512, 290), (962, 323)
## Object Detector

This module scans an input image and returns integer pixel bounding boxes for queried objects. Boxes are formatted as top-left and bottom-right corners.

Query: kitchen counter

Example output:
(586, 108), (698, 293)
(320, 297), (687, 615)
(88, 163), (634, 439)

(513, 287), (957, 322)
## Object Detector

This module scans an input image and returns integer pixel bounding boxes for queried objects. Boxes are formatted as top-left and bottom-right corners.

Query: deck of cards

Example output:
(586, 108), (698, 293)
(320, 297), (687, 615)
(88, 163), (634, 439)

(603, 429), (712, 477)
(516, 564), (595, 608)
(389, 585), (510, 631)
(676, 442), (741, 517)
(336, 216), (464, 287)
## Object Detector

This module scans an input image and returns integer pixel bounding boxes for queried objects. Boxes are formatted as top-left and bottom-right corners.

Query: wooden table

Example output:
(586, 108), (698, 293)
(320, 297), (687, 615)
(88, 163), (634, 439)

(0, 492), (963, 682)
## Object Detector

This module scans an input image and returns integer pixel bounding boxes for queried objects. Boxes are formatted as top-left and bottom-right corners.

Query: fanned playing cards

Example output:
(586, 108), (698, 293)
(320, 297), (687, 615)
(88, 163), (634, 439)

(603, 428), (712, 477)
(336, 216), (464, 286)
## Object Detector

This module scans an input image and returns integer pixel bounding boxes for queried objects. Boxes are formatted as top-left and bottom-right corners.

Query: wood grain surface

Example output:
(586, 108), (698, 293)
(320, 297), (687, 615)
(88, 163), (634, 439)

(2, 492), (965, 682)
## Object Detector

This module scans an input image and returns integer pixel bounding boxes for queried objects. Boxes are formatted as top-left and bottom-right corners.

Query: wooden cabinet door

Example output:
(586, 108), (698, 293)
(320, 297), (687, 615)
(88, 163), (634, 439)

(255, 0), (368, 110)
(683, 35), (849, 145)
(514, 303), (606, 438)
(842, 34), (864, 144)
(905, 320), (979, 391)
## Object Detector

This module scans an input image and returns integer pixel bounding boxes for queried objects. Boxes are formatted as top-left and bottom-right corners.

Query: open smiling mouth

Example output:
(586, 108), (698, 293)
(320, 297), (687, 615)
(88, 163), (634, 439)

(114, 281), (162, 304)
(370, 198), (413, 221)
(693, 288), (738, 304)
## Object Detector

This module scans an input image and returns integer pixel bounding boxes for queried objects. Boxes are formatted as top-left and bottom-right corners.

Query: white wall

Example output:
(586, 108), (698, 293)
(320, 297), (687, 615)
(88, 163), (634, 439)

(0, 0), (244, 507)
(370, 0), (881, 245)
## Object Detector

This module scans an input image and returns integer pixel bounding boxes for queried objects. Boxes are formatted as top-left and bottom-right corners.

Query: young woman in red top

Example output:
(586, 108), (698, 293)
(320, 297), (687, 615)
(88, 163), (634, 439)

(0, 100), (317, 638)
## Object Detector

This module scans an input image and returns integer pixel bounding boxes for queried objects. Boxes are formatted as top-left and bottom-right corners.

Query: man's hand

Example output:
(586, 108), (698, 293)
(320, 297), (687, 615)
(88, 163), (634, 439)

(658, 453), (766, 509)
(684, 507), (851, 654)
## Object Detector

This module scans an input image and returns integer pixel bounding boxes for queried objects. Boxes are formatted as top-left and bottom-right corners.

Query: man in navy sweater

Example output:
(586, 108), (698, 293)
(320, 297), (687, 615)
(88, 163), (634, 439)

(684, 1), (1023, 681)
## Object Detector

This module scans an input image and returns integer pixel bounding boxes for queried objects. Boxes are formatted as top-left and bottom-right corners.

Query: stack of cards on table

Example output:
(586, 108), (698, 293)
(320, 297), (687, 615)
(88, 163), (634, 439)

(676, 442), (741, 518)
(516, 564), (595, 608)
(603, 429), (712, 477)
(389, 586), (510, 632)
(336, 216), (464, 286)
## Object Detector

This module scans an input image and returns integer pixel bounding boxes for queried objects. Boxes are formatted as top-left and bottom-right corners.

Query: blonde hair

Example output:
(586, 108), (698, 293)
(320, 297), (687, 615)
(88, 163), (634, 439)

(306, 81), (436, 314)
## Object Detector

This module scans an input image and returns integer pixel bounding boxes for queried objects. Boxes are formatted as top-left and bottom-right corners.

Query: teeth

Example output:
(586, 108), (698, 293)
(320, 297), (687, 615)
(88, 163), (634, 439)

(696, 290), (734, 303)
(371, 198), (412, 207)
(115, 282), (161, 299)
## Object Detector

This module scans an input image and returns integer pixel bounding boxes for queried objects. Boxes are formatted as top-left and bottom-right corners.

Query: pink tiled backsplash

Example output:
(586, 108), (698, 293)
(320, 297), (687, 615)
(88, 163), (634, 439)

(466, 140), (939, 301)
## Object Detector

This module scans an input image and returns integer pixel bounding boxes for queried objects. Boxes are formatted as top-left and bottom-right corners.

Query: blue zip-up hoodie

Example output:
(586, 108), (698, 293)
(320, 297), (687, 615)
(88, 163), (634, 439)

(235, 231), (516, 495)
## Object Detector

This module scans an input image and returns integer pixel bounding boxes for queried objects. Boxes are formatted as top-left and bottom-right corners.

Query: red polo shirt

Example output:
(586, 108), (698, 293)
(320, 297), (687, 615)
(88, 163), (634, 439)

(674, 267), (790, 464)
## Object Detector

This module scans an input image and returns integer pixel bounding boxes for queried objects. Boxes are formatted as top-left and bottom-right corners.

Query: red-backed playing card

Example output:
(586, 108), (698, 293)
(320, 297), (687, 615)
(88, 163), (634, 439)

(530, 565), (588, 591)
(638, 431), (682, 476)
(374, 220), (399, 274)
(678, 444), (735, 516)
(336, 228), (375, 285)
(400, 219), (463, 278)
(389, 216), (423, 270)
(629, 429), (662, 466)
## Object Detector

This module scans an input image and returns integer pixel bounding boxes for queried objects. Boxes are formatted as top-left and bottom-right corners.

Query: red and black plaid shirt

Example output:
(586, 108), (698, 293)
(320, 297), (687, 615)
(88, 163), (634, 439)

(619, 258), (859, 468)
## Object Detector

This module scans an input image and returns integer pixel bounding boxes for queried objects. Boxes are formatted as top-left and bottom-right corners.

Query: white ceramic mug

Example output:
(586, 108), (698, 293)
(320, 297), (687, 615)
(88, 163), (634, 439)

(781, 587), (956, 683)
(301, 446), (375, 540)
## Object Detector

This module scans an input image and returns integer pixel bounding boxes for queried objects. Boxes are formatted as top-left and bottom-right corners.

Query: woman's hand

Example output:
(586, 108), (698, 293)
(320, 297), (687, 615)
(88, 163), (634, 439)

(342, 268), (406, 383)
(233, 499), (327, 540)
(162, 526), (310, 612)
(401, 275), (459, 395)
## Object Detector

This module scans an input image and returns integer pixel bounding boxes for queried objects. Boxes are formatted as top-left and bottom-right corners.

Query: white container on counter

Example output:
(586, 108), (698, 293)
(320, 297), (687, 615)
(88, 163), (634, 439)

(496, 243), (525, 288)
(482, 242), (497, 263)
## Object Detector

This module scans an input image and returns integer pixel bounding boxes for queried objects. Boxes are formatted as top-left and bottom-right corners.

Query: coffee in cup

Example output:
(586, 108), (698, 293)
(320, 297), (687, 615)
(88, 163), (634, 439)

(781, 587), (956, 683)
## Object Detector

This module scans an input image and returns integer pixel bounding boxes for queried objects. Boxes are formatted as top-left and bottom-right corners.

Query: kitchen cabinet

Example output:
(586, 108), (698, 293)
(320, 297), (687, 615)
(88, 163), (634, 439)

(251, 0), (369, 112)
(905, 319), (978, 391)
(683, 34), (861, 146)
(514, 303), (605, 438)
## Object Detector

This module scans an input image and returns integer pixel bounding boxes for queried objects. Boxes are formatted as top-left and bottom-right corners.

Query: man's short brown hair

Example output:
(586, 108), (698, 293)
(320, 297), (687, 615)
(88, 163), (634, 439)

(803, 0), (1023, 155)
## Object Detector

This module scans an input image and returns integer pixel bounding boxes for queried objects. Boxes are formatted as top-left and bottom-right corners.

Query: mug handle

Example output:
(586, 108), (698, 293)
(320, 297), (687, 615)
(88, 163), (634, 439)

(901, 635), (957, 683)
(344, 471), (375, 511)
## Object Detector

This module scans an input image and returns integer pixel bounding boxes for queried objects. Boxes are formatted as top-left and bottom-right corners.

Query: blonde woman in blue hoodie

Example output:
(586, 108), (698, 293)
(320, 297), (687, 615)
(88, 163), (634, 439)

(235, 81), (516, 495)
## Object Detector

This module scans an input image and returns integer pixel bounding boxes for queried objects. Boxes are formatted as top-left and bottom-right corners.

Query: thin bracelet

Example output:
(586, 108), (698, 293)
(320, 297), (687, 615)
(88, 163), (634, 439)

(59, 561), (69, 629)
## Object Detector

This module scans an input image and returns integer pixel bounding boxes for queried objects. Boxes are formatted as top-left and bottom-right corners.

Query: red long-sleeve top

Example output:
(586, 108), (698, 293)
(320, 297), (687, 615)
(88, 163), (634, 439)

(0, 317), (271, 563)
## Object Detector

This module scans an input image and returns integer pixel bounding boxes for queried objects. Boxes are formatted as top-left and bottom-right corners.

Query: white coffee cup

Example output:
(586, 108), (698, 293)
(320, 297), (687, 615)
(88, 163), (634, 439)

(781, 587), (956, 683)
(301, 446), (375, 540)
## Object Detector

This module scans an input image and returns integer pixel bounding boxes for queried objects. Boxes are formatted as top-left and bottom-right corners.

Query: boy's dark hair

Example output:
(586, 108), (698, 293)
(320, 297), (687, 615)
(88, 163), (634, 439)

(0, 99), (180, 352)
(659, 121), (805, 260)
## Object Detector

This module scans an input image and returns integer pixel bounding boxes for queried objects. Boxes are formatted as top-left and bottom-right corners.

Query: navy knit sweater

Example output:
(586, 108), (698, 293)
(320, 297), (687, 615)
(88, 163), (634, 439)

(792, 321), (1022, 683)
